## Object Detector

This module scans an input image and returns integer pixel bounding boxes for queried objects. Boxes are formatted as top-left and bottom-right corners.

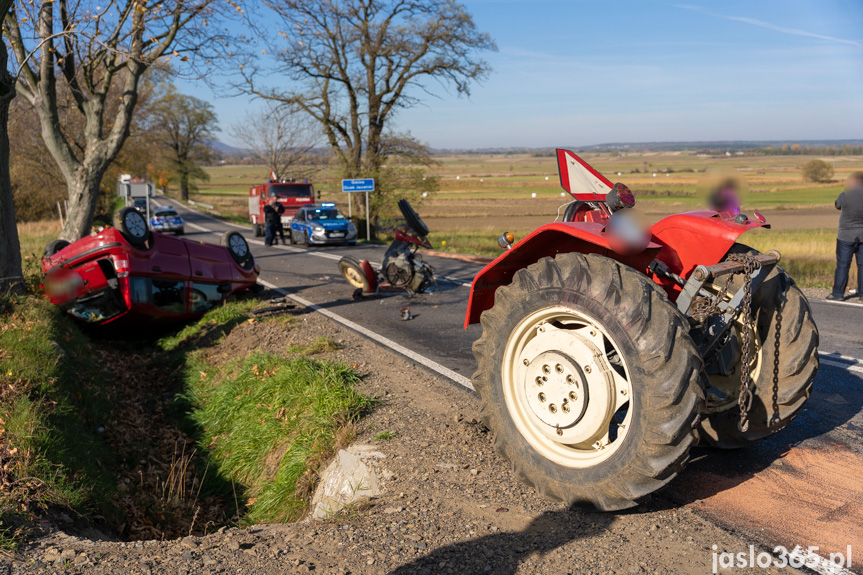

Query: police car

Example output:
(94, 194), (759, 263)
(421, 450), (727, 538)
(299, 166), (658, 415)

(149, 206), (185, 235)
(289, 203), (357, 246)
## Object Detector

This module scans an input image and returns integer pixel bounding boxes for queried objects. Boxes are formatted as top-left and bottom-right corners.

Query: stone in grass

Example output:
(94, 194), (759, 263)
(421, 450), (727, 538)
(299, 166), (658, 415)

(311, 448), (382, 519)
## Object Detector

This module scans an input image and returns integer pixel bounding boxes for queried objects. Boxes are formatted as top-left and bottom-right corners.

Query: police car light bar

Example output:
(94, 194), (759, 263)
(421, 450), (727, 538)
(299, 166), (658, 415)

(321, 203), (336, 207)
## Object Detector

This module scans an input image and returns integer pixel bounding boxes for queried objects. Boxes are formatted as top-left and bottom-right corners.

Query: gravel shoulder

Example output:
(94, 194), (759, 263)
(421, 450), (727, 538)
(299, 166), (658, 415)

(10, 299), (803, 575)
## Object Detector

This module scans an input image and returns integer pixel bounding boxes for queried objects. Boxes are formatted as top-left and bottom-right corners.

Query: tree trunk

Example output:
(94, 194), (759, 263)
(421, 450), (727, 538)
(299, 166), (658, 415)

(0, 36), (24, 295)
(179, 171), (189, 202)
(59, 168), (107, 241)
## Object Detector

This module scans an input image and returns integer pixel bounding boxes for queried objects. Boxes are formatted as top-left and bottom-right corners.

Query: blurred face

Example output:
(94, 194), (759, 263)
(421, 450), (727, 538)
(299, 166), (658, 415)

(845, 176), (863, 192)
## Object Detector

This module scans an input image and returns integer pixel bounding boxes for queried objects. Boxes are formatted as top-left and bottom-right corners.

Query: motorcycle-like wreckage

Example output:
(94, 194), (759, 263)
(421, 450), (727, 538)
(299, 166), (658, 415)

(339, 199), (436, 296)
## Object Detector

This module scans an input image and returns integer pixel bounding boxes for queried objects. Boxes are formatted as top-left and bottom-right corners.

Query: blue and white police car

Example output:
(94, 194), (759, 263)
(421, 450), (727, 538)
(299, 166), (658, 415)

(290, 203), (357, 246)
(149, 206), (185, 235)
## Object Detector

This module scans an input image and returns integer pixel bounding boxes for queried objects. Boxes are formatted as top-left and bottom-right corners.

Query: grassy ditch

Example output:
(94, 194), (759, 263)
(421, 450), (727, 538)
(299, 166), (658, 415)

(159, 302), (374, 525)
(0, 296), (118, 548)
(2, 266), (373, 546)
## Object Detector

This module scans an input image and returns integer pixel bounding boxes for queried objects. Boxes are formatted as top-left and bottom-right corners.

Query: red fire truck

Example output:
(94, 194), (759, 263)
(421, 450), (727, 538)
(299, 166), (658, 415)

(248, 178), (315, 237)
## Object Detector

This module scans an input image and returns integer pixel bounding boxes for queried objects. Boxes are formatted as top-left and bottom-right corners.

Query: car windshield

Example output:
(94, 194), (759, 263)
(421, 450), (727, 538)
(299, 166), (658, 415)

(308, 209), (345, 221)
(269, 184), (313, 198)
(156, 210), (179, 217)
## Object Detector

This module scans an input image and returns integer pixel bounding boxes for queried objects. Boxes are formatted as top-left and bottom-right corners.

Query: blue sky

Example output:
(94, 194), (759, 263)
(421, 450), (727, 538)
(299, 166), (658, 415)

(180, 0), (863, 149)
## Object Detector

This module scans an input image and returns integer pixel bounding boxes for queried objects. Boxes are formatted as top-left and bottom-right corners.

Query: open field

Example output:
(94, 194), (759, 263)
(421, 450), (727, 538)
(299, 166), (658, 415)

(186, 152), (861, 288)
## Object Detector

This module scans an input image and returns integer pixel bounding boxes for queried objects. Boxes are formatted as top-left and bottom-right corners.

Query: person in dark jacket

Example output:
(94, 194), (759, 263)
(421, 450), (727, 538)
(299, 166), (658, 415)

(263, 197), (286, 246)
(828, 171), (863, 300)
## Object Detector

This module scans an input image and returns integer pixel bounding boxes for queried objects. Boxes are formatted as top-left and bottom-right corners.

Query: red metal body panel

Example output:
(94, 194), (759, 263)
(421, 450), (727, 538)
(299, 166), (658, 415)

(394, 229), (432, 249)
(42, 227), (258, 326)
(463, 150), (771, 328)
(464, 223), (661, 327)
(649, 211), (768, 297)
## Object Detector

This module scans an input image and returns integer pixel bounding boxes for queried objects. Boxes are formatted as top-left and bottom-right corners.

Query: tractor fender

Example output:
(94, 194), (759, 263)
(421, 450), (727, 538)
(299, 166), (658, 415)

(464, 222), (661, 327)
(650, 211), (770, 297)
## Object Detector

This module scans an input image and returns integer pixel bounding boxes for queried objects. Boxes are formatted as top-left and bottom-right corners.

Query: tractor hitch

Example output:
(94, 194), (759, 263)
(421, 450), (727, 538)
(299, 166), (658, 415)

(676, 251), (781, 360)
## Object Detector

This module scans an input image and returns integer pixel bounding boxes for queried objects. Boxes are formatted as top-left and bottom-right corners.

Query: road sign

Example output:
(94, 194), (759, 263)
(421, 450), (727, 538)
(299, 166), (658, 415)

(341, 178), (375, 193)
(341, 179), (374, 241)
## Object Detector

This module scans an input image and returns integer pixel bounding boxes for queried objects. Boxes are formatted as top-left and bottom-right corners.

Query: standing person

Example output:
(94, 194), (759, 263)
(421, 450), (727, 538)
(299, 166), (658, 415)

(828, 171), (863, 301)
(273, 199), (287, 245)
(263, 197), (280, 247)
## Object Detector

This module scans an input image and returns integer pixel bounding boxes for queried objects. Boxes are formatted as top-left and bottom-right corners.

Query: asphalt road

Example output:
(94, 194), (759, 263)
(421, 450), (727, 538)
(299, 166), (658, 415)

(155, 198), (863, 574)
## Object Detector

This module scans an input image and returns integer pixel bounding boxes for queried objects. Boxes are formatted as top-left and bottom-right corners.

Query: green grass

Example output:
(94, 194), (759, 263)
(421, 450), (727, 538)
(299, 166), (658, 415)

(158, 299), (261, 351)
(184, 351), (375, 524)
(0, 296), (119, 542)
(287, 336), (340, 355)
(373, 431), (398, 441)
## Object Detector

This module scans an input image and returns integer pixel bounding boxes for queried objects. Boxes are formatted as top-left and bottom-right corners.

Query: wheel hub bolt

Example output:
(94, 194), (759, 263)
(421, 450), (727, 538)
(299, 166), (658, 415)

(535, 376), (544, 386)
(538, 392), (546, 402)
(542, 365), (551, 374)
(556, 428), (563, 436)
(584, 366), (592, 374)
(555, 364), (563, 374)
(549, 404), (557, 413)
(523, 359), (530, 366)
(562, 403), (570, 413)
(569, 391), (577, 401)
(566, 375), (574, 385)
(590, 330), (597, 337)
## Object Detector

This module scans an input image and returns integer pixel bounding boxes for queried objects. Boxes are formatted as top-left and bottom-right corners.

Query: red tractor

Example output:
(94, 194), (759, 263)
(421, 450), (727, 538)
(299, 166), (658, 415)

(465, 150), (818, 511)
(249, 179), (315, 237)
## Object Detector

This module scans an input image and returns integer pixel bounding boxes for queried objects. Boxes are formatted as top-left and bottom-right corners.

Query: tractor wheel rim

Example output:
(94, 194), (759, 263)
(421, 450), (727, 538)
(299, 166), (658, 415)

(230, 235), (248, 256)
(502, 306), (634, 468)
(126, 213), (147, 237)
(343, 267), (365, 289)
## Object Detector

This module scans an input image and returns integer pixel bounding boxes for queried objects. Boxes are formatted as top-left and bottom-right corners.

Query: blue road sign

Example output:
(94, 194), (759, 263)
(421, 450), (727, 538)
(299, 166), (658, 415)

(341, 178), (375, 193)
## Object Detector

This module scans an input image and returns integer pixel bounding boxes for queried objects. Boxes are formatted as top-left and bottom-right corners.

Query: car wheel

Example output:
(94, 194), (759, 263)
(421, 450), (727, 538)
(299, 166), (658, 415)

(114, 207), (151, 248)
(44, 239), (70, 258)
(289, 228), (297, 245)
(221, 231), (254, 270)
(253, 224), (263, 238)
(303, 231), (311, 246)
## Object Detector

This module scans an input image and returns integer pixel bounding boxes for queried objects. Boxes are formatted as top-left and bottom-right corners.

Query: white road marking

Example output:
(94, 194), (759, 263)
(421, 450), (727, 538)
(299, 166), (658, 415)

(184, 221), (212, 233)
(820, 298), (863, 308)
(820, 359), (863, 375)
(258, 279), (475, 391)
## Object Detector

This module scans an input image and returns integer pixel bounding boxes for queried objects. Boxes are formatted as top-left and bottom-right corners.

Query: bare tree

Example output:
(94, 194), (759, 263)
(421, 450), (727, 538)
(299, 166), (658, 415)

(4, 0), (229, 240)
(0, 0), (22, 294)
(229, 102), (322, 181)
(151, 87), (218, 201)
(241, 0), (495, 221)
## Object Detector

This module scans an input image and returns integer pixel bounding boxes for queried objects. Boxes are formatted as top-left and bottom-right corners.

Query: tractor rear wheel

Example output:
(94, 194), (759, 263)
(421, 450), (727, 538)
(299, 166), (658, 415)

(472, 253), (705, 511)
(699, 244), (818, 448)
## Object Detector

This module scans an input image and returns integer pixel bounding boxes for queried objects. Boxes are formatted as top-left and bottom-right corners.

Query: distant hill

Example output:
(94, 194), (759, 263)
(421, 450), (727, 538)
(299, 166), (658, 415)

(432, 140), (863, 155)
(207, 139), (252, 156)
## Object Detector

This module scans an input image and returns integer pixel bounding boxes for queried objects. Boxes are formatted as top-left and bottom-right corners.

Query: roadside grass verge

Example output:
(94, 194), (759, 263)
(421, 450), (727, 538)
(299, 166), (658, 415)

(0, 296), (118, 544)
(183, 351), (375, 524)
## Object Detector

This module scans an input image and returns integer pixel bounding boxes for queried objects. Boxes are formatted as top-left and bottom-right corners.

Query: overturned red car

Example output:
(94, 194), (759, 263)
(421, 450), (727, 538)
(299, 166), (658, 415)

(42, 207), (260, 326)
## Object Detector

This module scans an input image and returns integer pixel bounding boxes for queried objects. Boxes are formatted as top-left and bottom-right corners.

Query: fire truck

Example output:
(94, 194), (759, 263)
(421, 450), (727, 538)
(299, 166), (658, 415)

(248, 176), (315, 237)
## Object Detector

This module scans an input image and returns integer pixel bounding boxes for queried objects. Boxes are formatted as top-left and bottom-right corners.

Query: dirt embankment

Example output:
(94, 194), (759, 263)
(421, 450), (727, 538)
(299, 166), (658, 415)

(11, 301), (804, 575)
